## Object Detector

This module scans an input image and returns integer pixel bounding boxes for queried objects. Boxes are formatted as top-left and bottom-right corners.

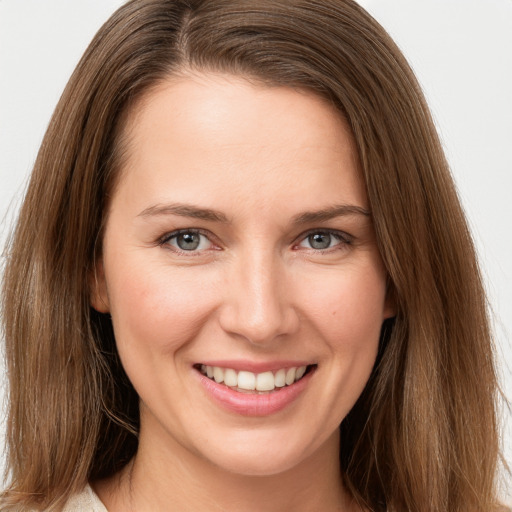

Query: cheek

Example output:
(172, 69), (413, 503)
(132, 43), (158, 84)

(299, 264), (388, 345)
(106, 261), (219, 356)
(295, 263), (386, 402)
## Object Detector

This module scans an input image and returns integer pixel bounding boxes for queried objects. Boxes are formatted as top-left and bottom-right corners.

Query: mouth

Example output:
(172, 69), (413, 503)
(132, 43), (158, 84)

(194, 364), (317, 394)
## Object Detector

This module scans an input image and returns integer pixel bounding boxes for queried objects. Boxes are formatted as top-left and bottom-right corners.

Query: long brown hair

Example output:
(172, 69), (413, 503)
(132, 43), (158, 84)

(1, 0), (505, 510)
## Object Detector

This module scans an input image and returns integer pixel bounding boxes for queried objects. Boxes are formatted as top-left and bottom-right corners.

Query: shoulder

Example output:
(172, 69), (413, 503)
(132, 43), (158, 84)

(1, 485), (107, 512)
(59, 484), (108, 512)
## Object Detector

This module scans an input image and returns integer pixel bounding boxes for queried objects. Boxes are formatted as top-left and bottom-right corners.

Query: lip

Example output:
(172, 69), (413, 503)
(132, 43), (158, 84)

(194, 364), (316, 416)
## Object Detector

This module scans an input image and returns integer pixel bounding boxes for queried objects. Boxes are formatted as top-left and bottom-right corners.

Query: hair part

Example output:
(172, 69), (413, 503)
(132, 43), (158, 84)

(1, 0), (505, 510)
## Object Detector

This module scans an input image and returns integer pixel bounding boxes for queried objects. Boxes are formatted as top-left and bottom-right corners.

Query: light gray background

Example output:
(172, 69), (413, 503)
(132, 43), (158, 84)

(1, 0), (511, 500)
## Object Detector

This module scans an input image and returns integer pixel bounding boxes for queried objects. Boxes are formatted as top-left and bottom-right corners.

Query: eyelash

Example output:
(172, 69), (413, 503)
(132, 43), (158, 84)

(294, 229), (352, 252)
(158, 228), (352, 254)
(159, 229), (216, 255)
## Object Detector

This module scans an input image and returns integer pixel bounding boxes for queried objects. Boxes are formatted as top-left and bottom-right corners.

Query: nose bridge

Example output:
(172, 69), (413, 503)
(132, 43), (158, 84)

(219, 243), (297, 344)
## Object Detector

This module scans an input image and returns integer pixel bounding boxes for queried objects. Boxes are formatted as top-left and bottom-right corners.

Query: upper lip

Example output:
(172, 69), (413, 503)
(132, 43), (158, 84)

(196, 360), (315, 373)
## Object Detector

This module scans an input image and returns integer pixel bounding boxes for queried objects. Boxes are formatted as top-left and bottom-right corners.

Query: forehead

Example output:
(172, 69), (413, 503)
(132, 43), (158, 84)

(113, 73), (367, 217)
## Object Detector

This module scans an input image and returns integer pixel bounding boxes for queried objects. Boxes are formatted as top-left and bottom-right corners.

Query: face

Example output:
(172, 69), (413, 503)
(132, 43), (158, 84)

(92, 74), (394, 477)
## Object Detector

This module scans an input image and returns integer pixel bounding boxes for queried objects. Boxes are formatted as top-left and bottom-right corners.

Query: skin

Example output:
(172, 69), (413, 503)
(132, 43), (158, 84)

(91, 73), (394, 511)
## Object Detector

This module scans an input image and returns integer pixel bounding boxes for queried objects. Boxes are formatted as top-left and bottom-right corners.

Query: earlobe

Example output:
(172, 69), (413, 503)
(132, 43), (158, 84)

(90, 260), (110, 313)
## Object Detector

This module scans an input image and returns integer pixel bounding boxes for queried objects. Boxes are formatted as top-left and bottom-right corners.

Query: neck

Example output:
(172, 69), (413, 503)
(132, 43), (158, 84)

(94, 422), (354, 512)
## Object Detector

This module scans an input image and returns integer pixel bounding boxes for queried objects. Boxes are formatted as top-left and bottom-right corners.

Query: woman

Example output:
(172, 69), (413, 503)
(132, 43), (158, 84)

(0, 0), (506, 510)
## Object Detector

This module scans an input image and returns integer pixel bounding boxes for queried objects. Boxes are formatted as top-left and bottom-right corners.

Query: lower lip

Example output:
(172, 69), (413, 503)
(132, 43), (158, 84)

(195, 368), (314, 416)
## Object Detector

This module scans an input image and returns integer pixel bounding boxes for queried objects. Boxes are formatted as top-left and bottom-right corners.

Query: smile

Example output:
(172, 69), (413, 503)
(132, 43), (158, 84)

(197, 364), (313, 393)
(194, 363), (317, 416)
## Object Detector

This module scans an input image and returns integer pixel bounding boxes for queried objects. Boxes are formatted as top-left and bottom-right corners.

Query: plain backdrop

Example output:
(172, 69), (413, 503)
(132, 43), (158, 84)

(1, 0), (511, 499)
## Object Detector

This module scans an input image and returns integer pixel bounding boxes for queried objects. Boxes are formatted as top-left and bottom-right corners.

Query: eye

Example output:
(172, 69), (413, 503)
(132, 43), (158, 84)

(161, 229), (214, 252)
(297, 230), (350, 251)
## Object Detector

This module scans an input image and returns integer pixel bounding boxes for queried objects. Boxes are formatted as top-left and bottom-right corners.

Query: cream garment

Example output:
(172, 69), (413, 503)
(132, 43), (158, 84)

(61, 484), (107, 512)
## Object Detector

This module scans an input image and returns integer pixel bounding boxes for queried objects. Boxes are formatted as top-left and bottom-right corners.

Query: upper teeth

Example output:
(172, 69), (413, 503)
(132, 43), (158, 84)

(201, 365), (308, 392)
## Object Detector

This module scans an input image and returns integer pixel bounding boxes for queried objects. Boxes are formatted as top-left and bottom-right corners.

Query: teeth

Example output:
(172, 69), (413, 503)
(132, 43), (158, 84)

(256, 371), (274, 391)
(295, 366), (307, 380)
(199, 365), (311, 392)
(224, 368), (238, 387)
(285, 367), (296, 386)
(237, 371), (256, 390)
(274, 368), (286, 387)
(213, 366), (224, 383)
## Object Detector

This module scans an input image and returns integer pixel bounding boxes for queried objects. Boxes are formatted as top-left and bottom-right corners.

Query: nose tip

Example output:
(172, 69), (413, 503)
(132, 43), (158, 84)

(222, 295), (298, 345)
(218, 259), (299, 345)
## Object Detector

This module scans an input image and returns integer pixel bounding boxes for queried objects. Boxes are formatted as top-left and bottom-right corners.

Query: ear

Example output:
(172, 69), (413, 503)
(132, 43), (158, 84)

(90, 259), (110, 313)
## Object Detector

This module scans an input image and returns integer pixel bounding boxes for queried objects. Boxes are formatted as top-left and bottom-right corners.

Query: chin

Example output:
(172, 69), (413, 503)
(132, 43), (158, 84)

(193, 426), (334, 478)
(209, 448), (307, 477)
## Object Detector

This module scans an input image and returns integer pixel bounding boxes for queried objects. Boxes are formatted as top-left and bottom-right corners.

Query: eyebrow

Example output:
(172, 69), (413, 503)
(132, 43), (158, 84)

(137, 203), (229, 222)
(291, 204), (370, 224)
(137, 202), (370, 224)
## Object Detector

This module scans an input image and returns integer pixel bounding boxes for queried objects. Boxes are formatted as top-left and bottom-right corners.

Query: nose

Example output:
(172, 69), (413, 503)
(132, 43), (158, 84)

(218, 248), (299, 345)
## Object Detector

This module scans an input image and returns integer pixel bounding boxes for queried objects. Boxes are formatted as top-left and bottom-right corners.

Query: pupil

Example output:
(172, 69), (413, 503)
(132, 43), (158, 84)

(177, 232), (200, 250)
(309, 233), (331, 249)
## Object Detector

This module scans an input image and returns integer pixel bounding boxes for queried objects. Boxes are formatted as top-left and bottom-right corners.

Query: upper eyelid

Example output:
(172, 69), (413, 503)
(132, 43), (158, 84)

(160, 228), (213, 243)
(294, 228), (352, 244)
